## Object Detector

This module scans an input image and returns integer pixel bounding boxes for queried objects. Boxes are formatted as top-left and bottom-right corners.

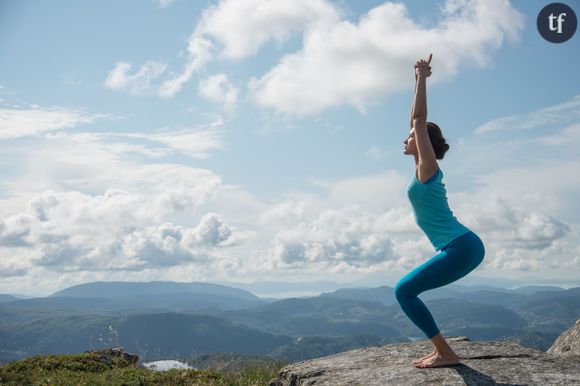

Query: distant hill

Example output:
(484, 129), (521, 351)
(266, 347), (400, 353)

(0, 282), (270, 323)
(509, 329), (562, 352)
(2, 281), (578, 366)
(0, 312), (293, 363)
(51, 281), (262, 302)
(446, 284), (517, 293)
(0, 294), (18, 303)
(0, 293), (267, 324)
(318, 284), (570, 309)
(511, 285), (565, 295)
(0, 297), (126, 325)
(516, 287), (580, 331)
(318, 285), (464, 306)
(114, 312), (291, 359)
(319, 286), (398, 305)
(381, 297), (528, 340)
(219, 296), (402, 339)
(269, 333), (400, 362)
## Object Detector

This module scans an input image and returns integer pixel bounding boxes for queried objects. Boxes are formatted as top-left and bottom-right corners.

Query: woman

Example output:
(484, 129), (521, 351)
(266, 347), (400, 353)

(394, 54), (485, 369)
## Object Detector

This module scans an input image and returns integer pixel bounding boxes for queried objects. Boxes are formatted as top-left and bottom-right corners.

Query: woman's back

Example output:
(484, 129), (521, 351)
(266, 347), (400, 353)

(406, 166), (470, 251)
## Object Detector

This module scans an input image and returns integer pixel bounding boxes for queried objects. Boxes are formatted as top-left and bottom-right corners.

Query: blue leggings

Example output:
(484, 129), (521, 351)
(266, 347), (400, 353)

(394, 231), (485, 339)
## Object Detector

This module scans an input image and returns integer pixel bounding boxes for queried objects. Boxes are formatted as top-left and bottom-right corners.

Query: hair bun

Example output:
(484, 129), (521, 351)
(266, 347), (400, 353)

(436, 139), (448, 150)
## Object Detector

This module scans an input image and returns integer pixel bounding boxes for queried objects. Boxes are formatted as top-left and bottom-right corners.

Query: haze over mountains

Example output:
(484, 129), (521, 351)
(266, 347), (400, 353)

(0, 281), (578, 364)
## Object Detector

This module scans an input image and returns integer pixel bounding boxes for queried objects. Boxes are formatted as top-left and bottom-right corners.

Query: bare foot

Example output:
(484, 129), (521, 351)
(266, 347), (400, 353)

(413, 350), (436, 365)
(415, 352), (461, 368)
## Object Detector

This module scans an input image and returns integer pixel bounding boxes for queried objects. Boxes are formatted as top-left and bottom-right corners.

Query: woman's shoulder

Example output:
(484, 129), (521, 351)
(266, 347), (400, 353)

(416, 161), (440, 184)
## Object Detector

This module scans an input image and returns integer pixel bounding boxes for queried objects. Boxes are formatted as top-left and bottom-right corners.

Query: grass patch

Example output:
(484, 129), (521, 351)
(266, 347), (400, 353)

(0, 351), (288, 385)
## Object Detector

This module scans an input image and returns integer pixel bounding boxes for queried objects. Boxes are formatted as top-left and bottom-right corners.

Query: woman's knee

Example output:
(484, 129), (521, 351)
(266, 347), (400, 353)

(394, 279), (412, 302)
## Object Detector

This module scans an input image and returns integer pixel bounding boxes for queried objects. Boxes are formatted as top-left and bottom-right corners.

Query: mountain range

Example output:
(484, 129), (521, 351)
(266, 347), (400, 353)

(0, 281), (578, 364)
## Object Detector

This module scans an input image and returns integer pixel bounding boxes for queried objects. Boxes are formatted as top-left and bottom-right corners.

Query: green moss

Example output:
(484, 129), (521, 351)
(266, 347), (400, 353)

(0, 352), (287, 386)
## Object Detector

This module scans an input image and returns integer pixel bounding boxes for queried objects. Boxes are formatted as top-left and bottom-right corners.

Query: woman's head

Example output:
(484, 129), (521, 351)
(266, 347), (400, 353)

(426, 122), (450, 160)
(403, 121), (450, 160)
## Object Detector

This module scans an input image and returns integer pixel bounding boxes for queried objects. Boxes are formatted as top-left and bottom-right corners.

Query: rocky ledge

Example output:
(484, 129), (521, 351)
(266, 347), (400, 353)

(269, 319), (580, 386)
(548, 318), (580, 358)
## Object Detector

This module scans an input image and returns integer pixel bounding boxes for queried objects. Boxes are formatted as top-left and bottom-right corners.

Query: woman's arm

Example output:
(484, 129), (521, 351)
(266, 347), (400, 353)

(411, 55), (438, 180)
(409, 74), (418, 129)
(409, 54), (428, 128)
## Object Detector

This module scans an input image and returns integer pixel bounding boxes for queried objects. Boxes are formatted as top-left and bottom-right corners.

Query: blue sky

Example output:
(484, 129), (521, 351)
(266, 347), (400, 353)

(0, 0), (579, 297)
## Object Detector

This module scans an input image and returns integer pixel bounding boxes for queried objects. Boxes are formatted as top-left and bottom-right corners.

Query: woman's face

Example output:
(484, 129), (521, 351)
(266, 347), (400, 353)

(403, 128), (417, 156)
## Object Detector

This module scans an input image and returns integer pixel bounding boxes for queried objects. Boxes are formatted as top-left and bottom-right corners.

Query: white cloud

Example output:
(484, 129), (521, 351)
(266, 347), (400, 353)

(110, 0), (523, 116)
(250, 0), (524, 116)
(475, 94), (580, 134)
(198, 74), (239, 108)
(0, 112), (234, 276)
(0, 266), (27, 278)
(199, 0), (341, 60)
(455, 191), (571, 250)
(374, 207), (417, 234)
(271, 208), (396, 268)
(391, 236), (433, 267)
(158, 36), (214, 97)
(259, 198), (310, 227)
(0, 190), (238, 272)
(158, 0), (341, 97)
(105, 61), (168, 95)
(0, 129), (224, 219)
(0, 104), (225, 212)
(120, 127), (225, 160)
(190, 213), (233, 245)
(0, 106), (103, 139)
(0, 213), (36, 247)
(443, 95), (580, 275)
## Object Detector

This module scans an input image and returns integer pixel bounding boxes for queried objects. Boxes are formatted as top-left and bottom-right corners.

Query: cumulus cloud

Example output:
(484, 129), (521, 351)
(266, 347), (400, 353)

(198, 74), (239, 108)
(0, 113), (225, 215)
(0, 189), (238, 271)
(271, 208), (397, 268)
(0, 105), (104, 140)
(259, 199), (310, 227)
(105, 61), (168, 95)
(448, 187), (572, 274)
(0, 213), (36, 247)
(459, 193), (570, 250)
(108, 0), (523, 116)
(0, 255), (27, 277)
(120, 214), (233, 267)
(249, 0), (524, 115)
(158, 0), (341, 97)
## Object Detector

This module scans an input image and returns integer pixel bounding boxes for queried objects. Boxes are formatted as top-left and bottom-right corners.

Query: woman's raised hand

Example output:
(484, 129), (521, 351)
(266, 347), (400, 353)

(414, 53), (432, 79)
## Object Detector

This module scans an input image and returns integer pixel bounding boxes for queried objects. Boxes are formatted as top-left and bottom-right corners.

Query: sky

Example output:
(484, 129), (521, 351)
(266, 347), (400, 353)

(0, 0), (579, 298)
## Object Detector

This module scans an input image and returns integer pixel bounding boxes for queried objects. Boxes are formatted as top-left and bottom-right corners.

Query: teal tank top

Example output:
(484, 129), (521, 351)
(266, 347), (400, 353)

(406, 166), (470, 252)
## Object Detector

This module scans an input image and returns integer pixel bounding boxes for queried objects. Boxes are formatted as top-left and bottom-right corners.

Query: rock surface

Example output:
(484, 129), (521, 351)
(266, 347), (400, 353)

(548, 319), (580, 358)
(269, 335), (580, 385)
(85, 347), (139, 365)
